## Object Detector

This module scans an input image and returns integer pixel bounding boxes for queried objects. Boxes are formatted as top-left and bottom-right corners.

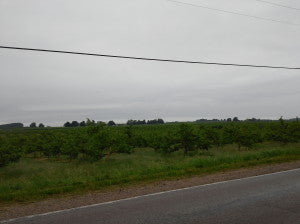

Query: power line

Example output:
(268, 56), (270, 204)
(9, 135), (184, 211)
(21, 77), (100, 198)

(254, 0), (300, 11)
(165, 0), (300, 26)
(1, 45), (299, 70)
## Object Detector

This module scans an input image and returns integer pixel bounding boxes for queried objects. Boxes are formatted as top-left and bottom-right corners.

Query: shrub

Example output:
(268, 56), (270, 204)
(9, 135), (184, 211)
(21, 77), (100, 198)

(0, 138), (22, 167)
(40, 132), (63, 158)
(153, 133), (180, 155)
(201, 128), (221, 148)
(22, 134), (44, 157)
(196, 133), (212, 150)
(234, 126), (262, 149)
(113, 142), (133, 154)
(110, 132), (133, 154)
(287, 122), (300, 142)
(84, 127), (111, 160)
(62, 133), (86, 160)
(267, 120), (299, 144)
(177, 124), (197, 155)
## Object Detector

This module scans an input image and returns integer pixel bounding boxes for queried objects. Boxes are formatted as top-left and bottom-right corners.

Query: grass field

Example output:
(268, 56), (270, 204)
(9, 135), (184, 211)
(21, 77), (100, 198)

(1, 142), (299, 205)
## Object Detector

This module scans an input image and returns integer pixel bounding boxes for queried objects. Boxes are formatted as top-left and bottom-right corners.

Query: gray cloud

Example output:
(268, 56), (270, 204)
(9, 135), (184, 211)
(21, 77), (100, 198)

(0, 0), (299, 126)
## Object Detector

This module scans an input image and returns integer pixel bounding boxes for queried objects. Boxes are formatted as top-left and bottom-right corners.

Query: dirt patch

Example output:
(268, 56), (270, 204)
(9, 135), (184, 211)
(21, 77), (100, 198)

(1, 160), (300, 221)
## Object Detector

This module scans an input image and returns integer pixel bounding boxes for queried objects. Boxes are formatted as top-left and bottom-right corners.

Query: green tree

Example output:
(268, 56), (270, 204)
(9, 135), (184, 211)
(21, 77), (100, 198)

(64, 122), (71, 127)
(177, 124), (197, 155)
(71, 121), (79, 127)
(233, 117), (239, 122)
(30, 122), (36, 128)
(152, 132), (180, 155)
(84, 127), (110, 160)
(107, 120), (116, 126)
(97, 121), (106, 126)
(62, 133), (86, 160)
(203, 128), (222, 148)
(86, 118), (96, 126)
(268, 118), (292, 144)
(110, 133), (133, 154)
(234, 126), (261, 149)
(41, 132), (63, 158)
(0, 137), (22, 167)
(79, 121), (86, 127)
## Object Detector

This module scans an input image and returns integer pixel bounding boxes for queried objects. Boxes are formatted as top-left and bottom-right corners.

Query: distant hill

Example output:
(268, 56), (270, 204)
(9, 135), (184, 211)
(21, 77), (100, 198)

(0, 123), (24, 129)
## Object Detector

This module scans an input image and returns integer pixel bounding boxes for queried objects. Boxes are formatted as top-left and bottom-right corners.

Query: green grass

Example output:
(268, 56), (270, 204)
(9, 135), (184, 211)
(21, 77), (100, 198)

(0, 143), (300, 205)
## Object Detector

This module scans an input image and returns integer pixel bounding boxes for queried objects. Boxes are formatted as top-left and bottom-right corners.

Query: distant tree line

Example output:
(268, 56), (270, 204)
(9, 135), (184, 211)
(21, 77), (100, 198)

(0, 123), (24, 129)
(127, 119), (165, 125)
(195, 117), (240, 123)
(194, 117), (283, 123)
(1, 117), (298, 131)
(63, 119), (165, 127)
(63, 119), (116, 128)
(0, 122), (45, 129)
(29, 122), (45, 128)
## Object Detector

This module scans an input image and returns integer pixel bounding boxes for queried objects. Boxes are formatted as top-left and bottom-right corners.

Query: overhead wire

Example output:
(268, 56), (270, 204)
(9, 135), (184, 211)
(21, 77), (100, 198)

(165, 0), (300, 26)
(254, 0), (300, 11)
(0, 45), (299, 70)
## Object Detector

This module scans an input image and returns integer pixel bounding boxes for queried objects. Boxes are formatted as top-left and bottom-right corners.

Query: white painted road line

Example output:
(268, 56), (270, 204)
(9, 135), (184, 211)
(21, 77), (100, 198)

(1, 167), (300, 224)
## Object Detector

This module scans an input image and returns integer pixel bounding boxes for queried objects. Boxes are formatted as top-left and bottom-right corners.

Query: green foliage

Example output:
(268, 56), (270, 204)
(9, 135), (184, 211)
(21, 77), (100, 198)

(234, 126), (261, 149)
(0, 119), (300, 203)
(29, 122), (36, 128)
(112, 141), (133, 154)
(86, 118), (96, 126)
(267, 119), (300, 144)
(108, 130), (133, 154)
(1, 143), (299, 203)
(0, 120), (299, 165)
(177, 124), (197, 155)
(85, 127), (110, 160)
(196, 132), (212, 150)
(0, 137), (22, 167)
(40, 132), (63, 158)
(152, 133), (180, 155)
(107, 120), (116, 126)
(0, 123), (24, 129)
(22, 134), (44, 156)
(62, 133), (86, 160)
(38, 123), (45, 128)
(201, 127), (220, 148)
(125, 125), (144, 147)
(288, 122), (300, 141)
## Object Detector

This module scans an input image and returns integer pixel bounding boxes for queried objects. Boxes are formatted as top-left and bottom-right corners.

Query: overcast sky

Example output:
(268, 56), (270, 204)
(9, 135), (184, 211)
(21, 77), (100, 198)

(0, 0), (300, 126)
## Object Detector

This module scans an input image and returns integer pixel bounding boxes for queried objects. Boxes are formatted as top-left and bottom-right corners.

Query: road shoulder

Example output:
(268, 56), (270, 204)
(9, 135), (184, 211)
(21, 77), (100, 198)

(1, 160), (300, 221)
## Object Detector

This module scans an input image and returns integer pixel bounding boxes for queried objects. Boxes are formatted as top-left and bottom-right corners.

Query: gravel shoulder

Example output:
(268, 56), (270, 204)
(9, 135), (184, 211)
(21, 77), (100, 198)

(1, 160), (300, 221)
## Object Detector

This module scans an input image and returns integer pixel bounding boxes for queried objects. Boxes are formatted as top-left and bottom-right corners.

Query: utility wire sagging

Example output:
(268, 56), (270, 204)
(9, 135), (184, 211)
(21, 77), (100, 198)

(254, 0), (300, 11)
(0, 45), (299, 70)
(165, 0), (300, 26)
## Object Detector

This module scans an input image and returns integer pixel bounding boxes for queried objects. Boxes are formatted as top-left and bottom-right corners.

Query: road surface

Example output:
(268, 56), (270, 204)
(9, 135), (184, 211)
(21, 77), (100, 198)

(2, 168), (300, 224)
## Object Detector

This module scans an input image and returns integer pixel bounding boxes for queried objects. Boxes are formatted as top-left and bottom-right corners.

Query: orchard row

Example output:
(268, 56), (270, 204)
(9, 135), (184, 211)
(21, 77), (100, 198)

(1, 119), (299, 167)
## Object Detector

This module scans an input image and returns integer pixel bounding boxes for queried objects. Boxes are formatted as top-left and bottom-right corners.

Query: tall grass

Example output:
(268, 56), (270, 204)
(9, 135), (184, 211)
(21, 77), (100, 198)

(0, 143), (299, 204)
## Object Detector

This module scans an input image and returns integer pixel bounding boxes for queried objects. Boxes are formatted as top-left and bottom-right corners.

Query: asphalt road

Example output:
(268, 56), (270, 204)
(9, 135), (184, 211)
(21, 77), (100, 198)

(3, 168), (300, 224)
